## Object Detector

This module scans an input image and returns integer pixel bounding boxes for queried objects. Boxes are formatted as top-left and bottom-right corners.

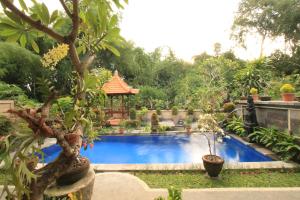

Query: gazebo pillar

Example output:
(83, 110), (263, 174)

(110, 96), (113, 117)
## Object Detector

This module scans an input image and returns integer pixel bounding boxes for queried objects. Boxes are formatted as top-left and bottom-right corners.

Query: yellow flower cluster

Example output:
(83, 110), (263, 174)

(41, 44), (69, 69)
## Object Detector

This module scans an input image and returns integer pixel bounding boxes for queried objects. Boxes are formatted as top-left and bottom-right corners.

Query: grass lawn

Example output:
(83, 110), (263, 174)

(133, 169), (300, 189)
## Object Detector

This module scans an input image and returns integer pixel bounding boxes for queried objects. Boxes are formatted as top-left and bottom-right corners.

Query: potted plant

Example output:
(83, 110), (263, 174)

(185, 117), (193, 134)
(260, 88), (272, 101)
(250, 88), (259, 101)
(198, 114), (224, 178)
(296, 92), (300, 102)
(280, 84), (295, 101)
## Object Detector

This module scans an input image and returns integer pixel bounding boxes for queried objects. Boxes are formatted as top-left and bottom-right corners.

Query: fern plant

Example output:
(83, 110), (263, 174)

(226, 116), (246, 137)
(249, 127), (300, 161)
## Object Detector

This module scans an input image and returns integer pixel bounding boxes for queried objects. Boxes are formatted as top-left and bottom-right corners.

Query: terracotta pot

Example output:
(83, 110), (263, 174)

(281, 93), (295, 101)
(202, 155), (224, 177)
(251, 94), (259, 101)
(186, 127), (192, 134)
(119, 128), (125, 134)
(240, 96), (247, 100)
(260, 96), (271, 101)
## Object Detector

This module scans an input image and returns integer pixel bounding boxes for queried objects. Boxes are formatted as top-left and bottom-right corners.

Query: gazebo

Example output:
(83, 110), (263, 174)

(102, 70), (139, 125)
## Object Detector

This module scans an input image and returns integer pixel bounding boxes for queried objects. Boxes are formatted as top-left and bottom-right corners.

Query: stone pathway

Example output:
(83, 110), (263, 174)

(92, 172), (300, 200)
(92, 172), (167, 200)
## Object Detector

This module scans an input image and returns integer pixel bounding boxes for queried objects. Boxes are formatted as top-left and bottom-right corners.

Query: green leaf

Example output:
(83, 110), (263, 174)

(53, 18), (65, 30)
(41, 3), (50, 24)
(18, 0), (28, 11)
(4, 10), (23, 25)
(6, 33), (21, 42)
(0, 28), (19, 37)
(19, 34), (27, 47)
(103, 43), (120, 56)
(30, 39), (39, 53)
(50, 10), (59, 23)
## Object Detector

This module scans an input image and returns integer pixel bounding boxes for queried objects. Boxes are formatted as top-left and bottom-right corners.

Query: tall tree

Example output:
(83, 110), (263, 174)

(232, 0), (300, 55)
(0, 0), (126, 199)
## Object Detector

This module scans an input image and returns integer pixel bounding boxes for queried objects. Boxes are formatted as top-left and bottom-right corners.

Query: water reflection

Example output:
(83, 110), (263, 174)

(42, 135), (272, 164)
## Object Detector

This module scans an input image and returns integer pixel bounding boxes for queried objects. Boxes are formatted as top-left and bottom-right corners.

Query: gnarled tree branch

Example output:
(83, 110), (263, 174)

(59, 0), (72, 18)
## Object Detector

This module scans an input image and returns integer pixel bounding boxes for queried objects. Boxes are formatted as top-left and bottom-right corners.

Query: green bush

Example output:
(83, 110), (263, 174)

(249, 127), (300, 161)
(280, 84), (295, 93)
(187, 106), (194, 115)
(223, 102), (235, 113)
(151, 112), (159, 132)
(124, 120), (140, 129)
(129, 108), (137, 120)
(226, 116), (246, 137)
(0, 82), (39, 107)
(137, 107), (148, 121)
(171, 106), (178, 116)
(0, 116), (13, 136)
(156, 108), (162, 115)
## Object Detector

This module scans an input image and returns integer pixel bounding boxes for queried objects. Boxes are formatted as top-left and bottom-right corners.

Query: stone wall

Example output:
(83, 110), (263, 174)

(144, 110), (201, 124)
(236, 100), (300, 136)
(0, 100), (14, 118)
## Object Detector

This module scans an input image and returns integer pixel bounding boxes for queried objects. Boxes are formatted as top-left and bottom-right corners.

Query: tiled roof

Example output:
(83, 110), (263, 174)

(102, 71), (139, 95)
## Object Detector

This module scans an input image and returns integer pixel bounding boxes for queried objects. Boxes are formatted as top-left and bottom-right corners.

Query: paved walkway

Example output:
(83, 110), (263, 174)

(92, 172), (300, 200)
(92, 173), (167, 200)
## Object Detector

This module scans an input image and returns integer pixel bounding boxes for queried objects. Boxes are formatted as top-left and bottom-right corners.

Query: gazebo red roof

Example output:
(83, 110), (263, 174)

(102, 71), (139, 95)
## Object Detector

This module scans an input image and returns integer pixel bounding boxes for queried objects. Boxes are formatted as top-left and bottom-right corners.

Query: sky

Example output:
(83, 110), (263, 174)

(119, 0), (285, 61)
(5, 0), (286, 62)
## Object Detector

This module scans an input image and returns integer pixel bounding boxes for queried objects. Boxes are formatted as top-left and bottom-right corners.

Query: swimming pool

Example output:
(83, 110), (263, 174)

(41, 135), (272, 164)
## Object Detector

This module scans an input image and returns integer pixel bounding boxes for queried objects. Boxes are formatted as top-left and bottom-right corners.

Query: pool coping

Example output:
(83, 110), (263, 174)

(39, 133), (300, 171)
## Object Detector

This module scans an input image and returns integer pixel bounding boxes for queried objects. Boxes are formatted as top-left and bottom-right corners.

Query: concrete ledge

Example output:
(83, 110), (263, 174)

(92, 161), (299, 172)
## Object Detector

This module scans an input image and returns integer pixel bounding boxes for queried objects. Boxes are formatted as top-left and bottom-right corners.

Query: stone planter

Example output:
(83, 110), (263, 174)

(44, 167), (95, 200)
(202, 155), (224, 178)
(260, 96), (272, 101)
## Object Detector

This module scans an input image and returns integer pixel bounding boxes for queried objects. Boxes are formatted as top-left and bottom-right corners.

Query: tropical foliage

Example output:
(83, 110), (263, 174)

(249, 127), (300, 161)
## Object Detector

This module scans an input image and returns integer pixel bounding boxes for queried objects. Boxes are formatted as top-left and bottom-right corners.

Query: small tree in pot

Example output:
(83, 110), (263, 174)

(198, 114), (224, 178)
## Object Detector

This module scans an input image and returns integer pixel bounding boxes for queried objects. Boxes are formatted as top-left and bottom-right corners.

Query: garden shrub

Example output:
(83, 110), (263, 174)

(129, 108), (137, 120)
(137, 106), (148, 121)
(280, 84), (295, 93)
(249, 127), (300, 161)
(0, 115), (13, 136)
(172, 106), (179, 115)
(250, 88), (258, 95)
(124, 120), (140, 129)
(156, 108), (162, 115)
(0, 82), (39, 107)
(223, 102), (235, 113)
(187, 106), (194, 115)
(226, 116), (246, 137)
(151, 112), (159, 132)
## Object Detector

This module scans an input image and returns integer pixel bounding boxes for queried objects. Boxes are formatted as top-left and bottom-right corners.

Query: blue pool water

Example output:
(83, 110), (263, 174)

(41, 135), (272, 164)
